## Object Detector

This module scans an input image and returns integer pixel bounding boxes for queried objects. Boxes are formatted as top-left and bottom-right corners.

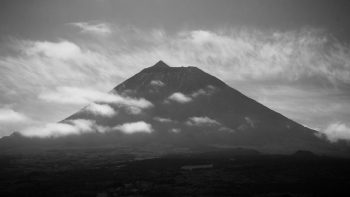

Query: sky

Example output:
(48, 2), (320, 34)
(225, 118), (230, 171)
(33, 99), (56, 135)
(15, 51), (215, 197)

(0, 0), (350, 142)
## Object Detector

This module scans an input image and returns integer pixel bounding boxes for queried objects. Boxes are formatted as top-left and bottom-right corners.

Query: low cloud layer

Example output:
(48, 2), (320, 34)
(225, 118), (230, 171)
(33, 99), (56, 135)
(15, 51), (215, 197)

(84, 103), (116, 117)
(20, 119), (107, 138)
(20, 119), (154, 138)
(113, 121), (153, 134)
(186, 116), (221, 127)
(39, 86), (153, 118)
(167, 92), (192, 103)
(317, 122), (350, 142)
(40, 86), (153, 108)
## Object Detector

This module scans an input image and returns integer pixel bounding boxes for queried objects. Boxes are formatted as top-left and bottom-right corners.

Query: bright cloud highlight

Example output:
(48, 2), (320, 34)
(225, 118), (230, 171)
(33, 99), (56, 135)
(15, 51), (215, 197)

(113, 121), (153, 134)
(167, 93), (192, 103)
(318, 122), (350, 142)
(25, 41), (82, 60)
(84, 103), (116, 117)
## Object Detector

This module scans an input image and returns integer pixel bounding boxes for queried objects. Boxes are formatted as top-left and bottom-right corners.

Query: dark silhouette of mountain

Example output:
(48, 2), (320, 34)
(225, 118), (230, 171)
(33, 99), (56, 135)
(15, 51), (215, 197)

(0, 61), (344, 155)
(292, 150), (318, 157)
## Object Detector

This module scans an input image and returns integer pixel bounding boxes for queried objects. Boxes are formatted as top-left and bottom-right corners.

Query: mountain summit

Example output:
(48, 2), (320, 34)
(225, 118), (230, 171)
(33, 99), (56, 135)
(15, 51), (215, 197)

(152, 60), (170, 68)
(0, 61), (341, 155)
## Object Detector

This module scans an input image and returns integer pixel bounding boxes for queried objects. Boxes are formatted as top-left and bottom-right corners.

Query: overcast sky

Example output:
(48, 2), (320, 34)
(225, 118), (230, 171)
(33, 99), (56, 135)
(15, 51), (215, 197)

(0, 0), (350, 140)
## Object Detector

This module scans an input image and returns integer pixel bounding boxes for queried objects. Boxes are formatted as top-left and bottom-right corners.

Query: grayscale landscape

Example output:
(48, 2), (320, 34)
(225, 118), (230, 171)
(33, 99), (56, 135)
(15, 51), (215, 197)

(1, 1), (350, 196)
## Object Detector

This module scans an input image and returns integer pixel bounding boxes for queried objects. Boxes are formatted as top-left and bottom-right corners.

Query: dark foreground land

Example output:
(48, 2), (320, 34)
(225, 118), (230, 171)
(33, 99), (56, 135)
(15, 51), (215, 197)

(1, 146), (350, 197)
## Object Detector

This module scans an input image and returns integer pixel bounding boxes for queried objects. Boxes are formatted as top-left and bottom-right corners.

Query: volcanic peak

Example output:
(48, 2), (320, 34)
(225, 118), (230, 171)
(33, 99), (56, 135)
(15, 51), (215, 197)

(141, 61), (200, 74)
(153, 60), (170, 68)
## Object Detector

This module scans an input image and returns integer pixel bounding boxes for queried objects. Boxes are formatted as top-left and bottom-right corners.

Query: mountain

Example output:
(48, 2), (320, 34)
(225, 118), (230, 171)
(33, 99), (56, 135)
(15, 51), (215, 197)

(0, 61), (343, 155)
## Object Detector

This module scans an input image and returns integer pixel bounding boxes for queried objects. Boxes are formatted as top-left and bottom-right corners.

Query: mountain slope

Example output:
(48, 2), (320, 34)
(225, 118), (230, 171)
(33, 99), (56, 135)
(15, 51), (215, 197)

(0, 61), (341, 155)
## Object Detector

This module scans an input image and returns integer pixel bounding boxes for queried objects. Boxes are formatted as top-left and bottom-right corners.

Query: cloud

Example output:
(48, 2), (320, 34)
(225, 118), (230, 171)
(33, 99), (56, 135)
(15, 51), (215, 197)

(113, 121), (153, 134)
(167, 92), (192, 103)
(39, 86), (153, 108)
(107, 27), (350, 86)
(84, 103), (116, 117)
(192, 85), (217, 97)
(125, 106), (142, 115)
(150, 80), (165, 87)
(317, 122), (350, 142)
(245, 117), (256, 128)
(2, 26), (350, 138)
(0, 39), (141, 103)
(0, 38), (155, 136)
(70, 22), (112, 36)
(39, 87), (111, 105)
(166, 86), (216, 104)
(218, 127), (235, 132)
(0, 108), (29, 122)
(20, 123), (80, 138)
(186, 116), (221, 127)
(175, 28), (350, 83)
(169, 128), (181, 133)
(245, 85), (350, 129)
(153, 117), (174, 123)
(3, 28), (350, 95)
(24, 41), (82, 60)
(20, 119), (107, 138)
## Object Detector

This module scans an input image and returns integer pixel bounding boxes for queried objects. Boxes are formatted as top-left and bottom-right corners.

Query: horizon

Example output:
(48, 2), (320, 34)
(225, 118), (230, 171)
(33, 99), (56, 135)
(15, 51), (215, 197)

(0, 0), (350, 144)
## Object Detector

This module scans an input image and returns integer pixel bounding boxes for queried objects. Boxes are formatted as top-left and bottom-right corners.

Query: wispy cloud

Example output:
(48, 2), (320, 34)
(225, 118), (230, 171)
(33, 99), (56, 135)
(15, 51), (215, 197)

(108, 27), (350, 86)
(70, 22), (112, 36)
(84, 103), (116, 117)
(186, 116), (221, 127)
(0, 38), (153, 135)
(113, 121), (153, 134)
(0, 39), (135, 96)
